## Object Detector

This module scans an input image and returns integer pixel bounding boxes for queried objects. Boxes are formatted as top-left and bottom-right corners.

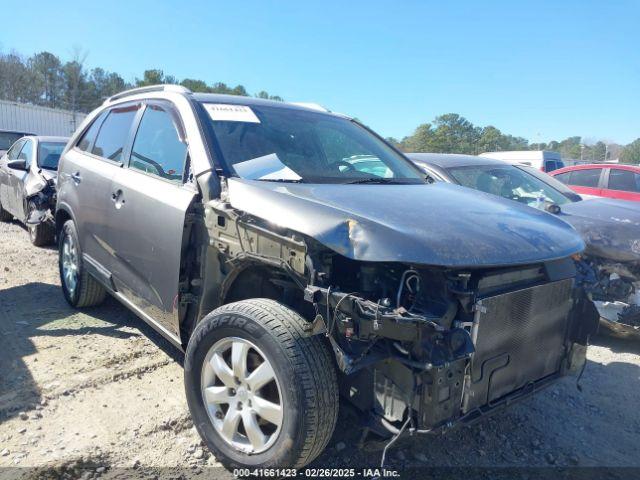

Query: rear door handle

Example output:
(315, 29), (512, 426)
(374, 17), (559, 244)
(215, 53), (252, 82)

(111, 189), (125, 208)
(71, 172), (81, 184)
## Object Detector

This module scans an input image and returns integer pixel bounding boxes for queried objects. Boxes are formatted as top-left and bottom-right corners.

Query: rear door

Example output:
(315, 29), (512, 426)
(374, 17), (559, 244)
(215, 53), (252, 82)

(600, 167), (640, 201)
(58, 104), (140, 270)
(105, 100), (195, 338)
(0, 139), (25, 212)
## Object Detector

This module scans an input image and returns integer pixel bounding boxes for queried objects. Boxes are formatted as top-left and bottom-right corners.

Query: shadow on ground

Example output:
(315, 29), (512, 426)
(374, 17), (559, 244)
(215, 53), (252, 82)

(0, 282), (183, 422)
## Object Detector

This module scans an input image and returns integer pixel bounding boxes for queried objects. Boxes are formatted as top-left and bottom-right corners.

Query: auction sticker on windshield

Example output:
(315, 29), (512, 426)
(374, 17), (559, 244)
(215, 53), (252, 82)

(204, 104), (260, 123)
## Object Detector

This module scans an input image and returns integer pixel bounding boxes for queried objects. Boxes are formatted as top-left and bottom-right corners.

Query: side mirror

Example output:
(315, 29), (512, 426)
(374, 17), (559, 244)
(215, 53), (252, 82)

(7, 159), (27, 170)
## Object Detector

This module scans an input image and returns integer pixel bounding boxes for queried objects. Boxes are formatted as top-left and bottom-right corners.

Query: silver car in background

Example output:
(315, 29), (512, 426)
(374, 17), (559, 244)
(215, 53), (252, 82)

(0, 135), (67, 245)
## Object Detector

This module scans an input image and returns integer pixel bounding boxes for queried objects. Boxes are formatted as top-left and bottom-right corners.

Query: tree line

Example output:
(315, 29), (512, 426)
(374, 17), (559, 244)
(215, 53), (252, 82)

(0, 49), (282, 116)
(387, 113), (640, 164)
(1, 48), (638, 163)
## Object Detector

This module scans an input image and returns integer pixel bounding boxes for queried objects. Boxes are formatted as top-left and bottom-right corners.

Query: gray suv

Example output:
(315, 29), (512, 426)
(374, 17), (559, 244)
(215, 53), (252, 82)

(56, 85), (597, 470)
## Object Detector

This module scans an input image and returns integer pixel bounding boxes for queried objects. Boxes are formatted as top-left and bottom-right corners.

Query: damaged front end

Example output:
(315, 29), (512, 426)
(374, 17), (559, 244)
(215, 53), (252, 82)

(24, 172), (56, 227)
(561, 199), (640, 331)
(302, 256), (597, 435)
(576, 256), (640, 329)
(195, 177), (597, 439)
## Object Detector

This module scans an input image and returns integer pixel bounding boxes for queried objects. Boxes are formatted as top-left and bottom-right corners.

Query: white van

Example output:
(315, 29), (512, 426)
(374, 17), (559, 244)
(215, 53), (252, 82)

(479, 150), (565, 172)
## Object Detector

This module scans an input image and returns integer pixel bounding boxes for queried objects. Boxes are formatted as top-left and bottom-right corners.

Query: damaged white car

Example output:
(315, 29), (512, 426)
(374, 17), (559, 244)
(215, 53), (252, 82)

(0, 135), (67, 245)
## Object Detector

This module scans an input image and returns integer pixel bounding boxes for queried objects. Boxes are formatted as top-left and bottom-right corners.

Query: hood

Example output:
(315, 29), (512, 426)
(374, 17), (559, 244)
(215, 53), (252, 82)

(226, 178), (585, 268)
(559, 198), (640, 263)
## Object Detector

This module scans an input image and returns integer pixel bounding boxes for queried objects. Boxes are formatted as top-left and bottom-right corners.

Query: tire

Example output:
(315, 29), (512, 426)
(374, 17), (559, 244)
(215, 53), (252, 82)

(0, 200), (12, 222)
(184, 298), (339, 470)
(59, 219), (107, 308)
(29, 222), (55, 246)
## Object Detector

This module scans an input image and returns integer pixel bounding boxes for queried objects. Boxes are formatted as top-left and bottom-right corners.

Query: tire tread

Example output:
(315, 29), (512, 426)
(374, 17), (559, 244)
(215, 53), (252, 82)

(189, 298), (339, 468)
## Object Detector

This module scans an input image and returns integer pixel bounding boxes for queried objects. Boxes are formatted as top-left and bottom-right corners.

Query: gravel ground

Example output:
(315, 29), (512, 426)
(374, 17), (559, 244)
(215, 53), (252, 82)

(1, 218), (640, 479)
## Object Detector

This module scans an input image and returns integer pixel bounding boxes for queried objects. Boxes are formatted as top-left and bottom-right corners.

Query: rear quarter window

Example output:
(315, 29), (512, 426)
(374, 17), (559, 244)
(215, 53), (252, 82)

(553, 172), (571, 183)
(77, 111), (107, 152)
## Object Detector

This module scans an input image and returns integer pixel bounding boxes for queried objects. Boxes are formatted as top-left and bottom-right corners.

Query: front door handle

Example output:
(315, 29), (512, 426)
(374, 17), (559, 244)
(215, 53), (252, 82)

(71, 171), (82, 184)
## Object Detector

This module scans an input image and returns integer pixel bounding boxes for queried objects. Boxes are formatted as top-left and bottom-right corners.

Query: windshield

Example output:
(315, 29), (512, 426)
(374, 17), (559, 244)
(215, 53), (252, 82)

(447, 164), (572, 209)
(37, 142), (66, 170)
(0, 132), (26, 151)
(204, 103), (424, 184)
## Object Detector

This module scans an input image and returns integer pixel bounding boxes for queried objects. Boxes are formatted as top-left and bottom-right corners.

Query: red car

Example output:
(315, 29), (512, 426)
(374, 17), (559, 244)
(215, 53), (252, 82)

(550, 164), (640, 201)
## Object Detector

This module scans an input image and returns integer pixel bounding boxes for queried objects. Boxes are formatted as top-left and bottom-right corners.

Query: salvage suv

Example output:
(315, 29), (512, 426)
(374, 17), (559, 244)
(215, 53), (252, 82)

(56, 85), (597, 470)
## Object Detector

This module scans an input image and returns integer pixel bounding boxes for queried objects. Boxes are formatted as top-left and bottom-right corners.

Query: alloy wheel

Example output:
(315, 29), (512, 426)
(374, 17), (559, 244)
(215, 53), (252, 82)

(61, 232), (79, 296)
(201, 337), (283, 454)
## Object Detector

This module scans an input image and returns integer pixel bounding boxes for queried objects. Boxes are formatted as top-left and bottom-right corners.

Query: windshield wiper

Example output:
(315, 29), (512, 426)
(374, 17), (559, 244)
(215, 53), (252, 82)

(257, 178), (305, 183)
(345, 177), (410, 185)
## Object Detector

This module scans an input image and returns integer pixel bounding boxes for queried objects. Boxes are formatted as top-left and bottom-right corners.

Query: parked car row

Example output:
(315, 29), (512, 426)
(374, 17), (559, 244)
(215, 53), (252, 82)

(0, 85), (606, 471)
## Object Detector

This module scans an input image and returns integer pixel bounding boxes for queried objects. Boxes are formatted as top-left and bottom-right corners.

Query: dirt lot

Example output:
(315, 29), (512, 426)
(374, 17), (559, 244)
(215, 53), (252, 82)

(1, 218), (640, 479)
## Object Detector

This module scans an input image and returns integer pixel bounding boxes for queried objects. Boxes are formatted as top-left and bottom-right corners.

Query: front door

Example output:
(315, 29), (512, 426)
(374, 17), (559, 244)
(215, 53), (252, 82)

(106, 101), (195, 337)
(8, 138), (34, 219)
(0, 139), (25, 215)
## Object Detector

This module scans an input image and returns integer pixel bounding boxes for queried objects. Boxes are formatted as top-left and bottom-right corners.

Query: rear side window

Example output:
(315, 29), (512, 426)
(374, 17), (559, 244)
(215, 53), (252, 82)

(77, 111), (107, 152)
(129, 104), (187, 182)
(92, 105), (139, 162)
(568, 168), (601, 187)
(608, 169), (640, 192)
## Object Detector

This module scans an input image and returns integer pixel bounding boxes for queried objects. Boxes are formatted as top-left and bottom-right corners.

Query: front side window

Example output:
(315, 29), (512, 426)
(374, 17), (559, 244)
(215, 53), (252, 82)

(18, 140), (34, 168)
(204, 103), (423, 184)
(129, 104), (187, 182)
(92, 105), (139, 162)
(553, 172), (571, 183)
(608, 169), (640, 192)
(568, 168), (601, 187)
(6, 139), (25, 160)
(38, 142), (66, 170)
(448, 164), (571, 208)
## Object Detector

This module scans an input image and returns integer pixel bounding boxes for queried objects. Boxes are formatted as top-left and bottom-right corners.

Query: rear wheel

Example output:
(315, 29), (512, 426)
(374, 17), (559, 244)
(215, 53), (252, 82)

(184, 299), (339, 469)
(59, 220), (107, 307)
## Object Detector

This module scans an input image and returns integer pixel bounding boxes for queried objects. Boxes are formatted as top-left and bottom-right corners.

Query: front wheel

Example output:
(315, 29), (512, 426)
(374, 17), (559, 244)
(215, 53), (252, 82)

(28, 222), (54, 246)
(184, 299), (339, 470)
(0, 200), (12, 222)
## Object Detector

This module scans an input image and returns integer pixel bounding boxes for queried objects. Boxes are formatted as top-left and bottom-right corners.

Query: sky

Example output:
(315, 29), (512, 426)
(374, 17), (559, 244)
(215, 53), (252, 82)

(1, 0), (639, 144)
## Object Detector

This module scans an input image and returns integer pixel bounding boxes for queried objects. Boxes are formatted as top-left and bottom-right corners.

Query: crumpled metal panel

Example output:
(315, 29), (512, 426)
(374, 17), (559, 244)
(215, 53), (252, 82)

(560, 198), (640, 263)
(227, 178), (585, 267)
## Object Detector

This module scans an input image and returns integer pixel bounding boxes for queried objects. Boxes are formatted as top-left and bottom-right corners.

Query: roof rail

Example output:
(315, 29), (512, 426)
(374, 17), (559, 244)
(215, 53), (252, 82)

(105, 84), (192, 104)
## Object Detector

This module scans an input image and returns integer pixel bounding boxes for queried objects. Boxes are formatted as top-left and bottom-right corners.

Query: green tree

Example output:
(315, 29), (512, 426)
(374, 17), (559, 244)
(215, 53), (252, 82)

(29, 51), (63, 108)
(621, 139), (640, 164)
(136, 69), (166, 87)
